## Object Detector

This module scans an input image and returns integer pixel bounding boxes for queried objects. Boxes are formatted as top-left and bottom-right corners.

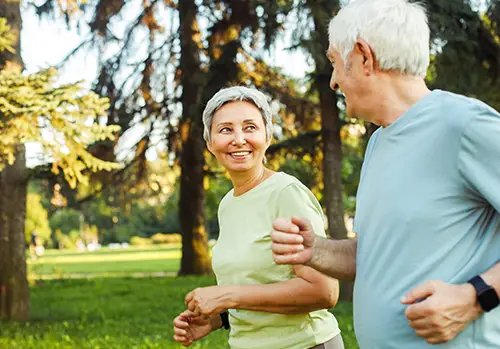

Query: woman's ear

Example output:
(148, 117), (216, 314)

(265, 135), (273, 149)
(206, 141), (214, 155)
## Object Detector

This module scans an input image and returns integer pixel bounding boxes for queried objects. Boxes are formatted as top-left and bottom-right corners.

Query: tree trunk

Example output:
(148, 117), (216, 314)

(0, 146), (29, 321)
(0, 0), (30, 321)
(177, 0), (212, 275)
(308, 0), (353, 301)
(308, 1), (347, 241)
(177, 1), (246, 276)
(318, 84), (347, 240)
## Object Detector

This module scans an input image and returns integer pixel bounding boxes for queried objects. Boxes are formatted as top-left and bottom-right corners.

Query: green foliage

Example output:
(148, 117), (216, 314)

(151, 233), (182, 244)
(49, 209), (82, 236)
(204, 174), (232, 235)
(425, 0), (500, 109)
(0, 18), (15, 53)
(0, 66), (121, 188)
(0, 275), (357, 348)
(129, 236), (153, 246)
(278, 158), (318, 190)
(80, 224), (99, 244)
(83, 195), (118, 243)
(54, 230), (76, 250)
(25, 193), (52, 244)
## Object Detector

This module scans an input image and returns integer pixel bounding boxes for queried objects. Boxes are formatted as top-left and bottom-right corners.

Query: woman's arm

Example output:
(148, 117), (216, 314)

(186, 266), (339, 316)
(228, 264), (339, 314)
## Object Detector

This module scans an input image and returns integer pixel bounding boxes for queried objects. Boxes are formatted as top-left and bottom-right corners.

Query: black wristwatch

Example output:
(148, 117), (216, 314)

(220, 311), (230, 330)
(467, 275), (500, 312)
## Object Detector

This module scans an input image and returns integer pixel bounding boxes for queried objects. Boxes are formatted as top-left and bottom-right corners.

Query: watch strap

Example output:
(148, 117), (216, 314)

(220, 311), (230, 330)
(468, 275), (500, 312)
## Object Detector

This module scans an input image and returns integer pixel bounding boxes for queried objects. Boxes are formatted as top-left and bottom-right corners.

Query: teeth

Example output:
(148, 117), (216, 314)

(232, 151), (250, 156)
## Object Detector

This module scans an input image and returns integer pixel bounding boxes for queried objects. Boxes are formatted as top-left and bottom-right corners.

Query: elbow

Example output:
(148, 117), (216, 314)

(322, 279), (340, 309)
(327, 287), (339, 309)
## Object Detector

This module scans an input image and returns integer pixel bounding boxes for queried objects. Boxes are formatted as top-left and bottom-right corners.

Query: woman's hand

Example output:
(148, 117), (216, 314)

(185, 285), (235, 318)
(173, 310), (215, 346)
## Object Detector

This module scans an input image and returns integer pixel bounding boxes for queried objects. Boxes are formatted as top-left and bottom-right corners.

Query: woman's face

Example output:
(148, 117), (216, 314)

(207, 101), (270, 174)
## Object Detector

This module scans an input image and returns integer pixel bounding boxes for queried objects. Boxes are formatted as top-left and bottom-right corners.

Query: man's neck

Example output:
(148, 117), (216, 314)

(369, 76), (431, 127)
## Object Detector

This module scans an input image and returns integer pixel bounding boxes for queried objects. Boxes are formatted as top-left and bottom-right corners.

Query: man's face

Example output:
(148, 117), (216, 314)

(327, 45), (367, 119)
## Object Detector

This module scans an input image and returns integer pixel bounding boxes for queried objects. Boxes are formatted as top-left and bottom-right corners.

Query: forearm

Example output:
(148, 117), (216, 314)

(307, 237), (357, 281)
(223, 278), (337, 315)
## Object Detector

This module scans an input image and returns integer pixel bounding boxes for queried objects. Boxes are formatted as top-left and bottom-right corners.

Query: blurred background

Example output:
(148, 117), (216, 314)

(0, 0), (499, 348)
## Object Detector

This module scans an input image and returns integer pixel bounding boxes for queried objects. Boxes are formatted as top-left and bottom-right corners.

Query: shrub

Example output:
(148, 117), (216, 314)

(129, 236), (153, 246)
(151, 233), (182, 244)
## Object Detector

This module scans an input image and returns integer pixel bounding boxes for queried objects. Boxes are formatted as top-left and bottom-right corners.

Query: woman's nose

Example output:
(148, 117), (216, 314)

(232, 132), (247, 146)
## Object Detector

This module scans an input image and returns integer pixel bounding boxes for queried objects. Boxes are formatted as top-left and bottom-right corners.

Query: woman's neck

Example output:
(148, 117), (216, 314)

(230, 166), (275, 196)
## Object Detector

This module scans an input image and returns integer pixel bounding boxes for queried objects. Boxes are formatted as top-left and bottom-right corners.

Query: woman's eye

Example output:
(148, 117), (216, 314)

(245, 125), (256, 131)
(220, 127), (231, 133)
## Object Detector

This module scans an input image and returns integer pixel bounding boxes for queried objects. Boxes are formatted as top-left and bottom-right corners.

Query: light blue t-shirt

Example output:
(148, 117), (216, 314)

(353, 90), (500, 349)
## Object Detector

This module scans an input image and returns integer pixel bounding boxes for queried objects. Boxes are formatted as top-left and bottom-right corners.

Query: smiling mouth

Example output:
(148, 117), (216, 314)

(229, 151), (251, 159)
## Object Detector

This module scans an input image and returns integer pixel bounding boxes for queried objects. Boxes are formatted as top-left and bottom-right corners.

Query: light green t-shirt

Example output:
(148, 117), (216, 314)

(212, 172), (340, 349)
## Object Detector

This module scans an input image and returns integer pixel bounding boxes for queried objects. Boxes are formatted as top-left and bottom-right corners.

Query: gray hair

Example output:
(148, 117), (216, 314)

(329, 0), (430, 78)
(202, 86), (274, 142)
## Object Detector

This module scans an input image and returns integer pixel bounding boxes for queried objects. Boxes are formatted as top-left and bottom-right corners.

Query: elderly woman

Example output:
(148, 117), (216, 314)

(173, 86), (344, 349)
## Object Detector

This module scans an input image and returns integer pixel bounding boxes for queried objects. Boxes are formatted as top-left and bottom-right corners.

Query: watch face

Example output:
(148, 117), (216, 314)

(479, 288), (500, 312)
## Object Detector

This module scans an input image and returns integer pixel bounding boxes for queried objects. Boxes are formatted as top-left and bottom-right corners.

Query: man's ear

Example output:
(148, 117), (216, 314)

(354, 38), (376, 75)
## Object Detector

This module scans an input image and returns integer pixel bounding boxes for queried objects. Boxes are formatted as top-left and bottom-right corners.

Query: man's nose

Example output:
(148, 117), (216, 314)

(330, 71), (339, 91)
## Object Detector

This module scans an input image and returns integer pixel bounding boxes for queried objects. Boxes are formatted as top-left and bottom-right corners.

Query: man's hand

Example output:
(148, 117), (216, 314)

(185, 286), (233, 318)
(271, 216), (316, 265)
(401, 280), (482, 344)
(173, 310), (214, 347)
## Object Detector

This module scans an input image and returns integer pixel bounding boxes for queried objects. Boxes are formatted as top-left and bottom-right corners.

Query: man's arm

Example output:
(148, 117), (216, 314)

(401, 261), (500, 345)
(307, 236), (357, 281)
(271, 216), (357, 281)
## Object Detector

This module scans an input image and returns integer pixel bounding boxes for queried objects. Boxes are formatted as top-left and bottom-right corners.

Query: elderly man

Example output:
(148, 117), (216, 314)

(271, 0), (500, 348)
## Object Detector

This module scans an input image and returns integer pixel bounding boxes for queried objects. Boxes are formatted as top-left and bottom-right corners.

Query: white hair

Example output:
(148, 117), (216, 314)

(202, 86), (274, 142)
(329, 0), (430, 77)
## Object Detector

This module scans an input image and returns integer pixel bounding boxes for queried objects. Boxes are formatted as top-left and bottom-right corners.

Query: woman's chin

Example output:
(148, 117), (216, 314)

(225, 163), (254, 173)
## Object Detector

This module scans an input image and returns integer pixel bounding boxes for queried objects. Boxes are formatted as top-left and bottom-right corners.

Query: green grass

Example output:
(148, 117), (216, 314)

(28, 245), (183, 279)
(8, 247), (359, 348)
(0, 277), (230, 349)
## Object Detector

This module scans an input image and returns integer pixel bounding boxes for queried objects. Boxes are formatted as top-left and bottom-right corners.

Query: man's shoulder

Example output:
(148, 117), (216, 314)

(364, 127), (382, 159)
(432, 90), (499, 122)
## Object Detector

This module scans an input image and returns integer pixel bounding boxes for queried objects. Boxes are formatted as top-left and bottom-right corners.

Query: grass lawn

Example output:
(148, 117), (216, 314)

(28, 245), (182, 279)
(5, 247), (360, 348)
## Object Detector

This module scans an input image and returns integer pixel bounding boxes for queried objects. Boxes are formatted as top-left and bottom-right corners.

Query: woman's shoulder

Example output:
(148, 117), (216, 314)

(218, 188), (235, 214)
(274, 172), (313, 195)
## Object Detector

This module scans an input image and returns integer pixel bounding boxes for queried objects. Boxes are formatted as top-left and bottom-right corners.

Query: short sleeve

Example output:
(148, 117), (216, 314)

(458, 106), (500, 212)
(353, 128), (381, 233)
(276, 183), (327, 238)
